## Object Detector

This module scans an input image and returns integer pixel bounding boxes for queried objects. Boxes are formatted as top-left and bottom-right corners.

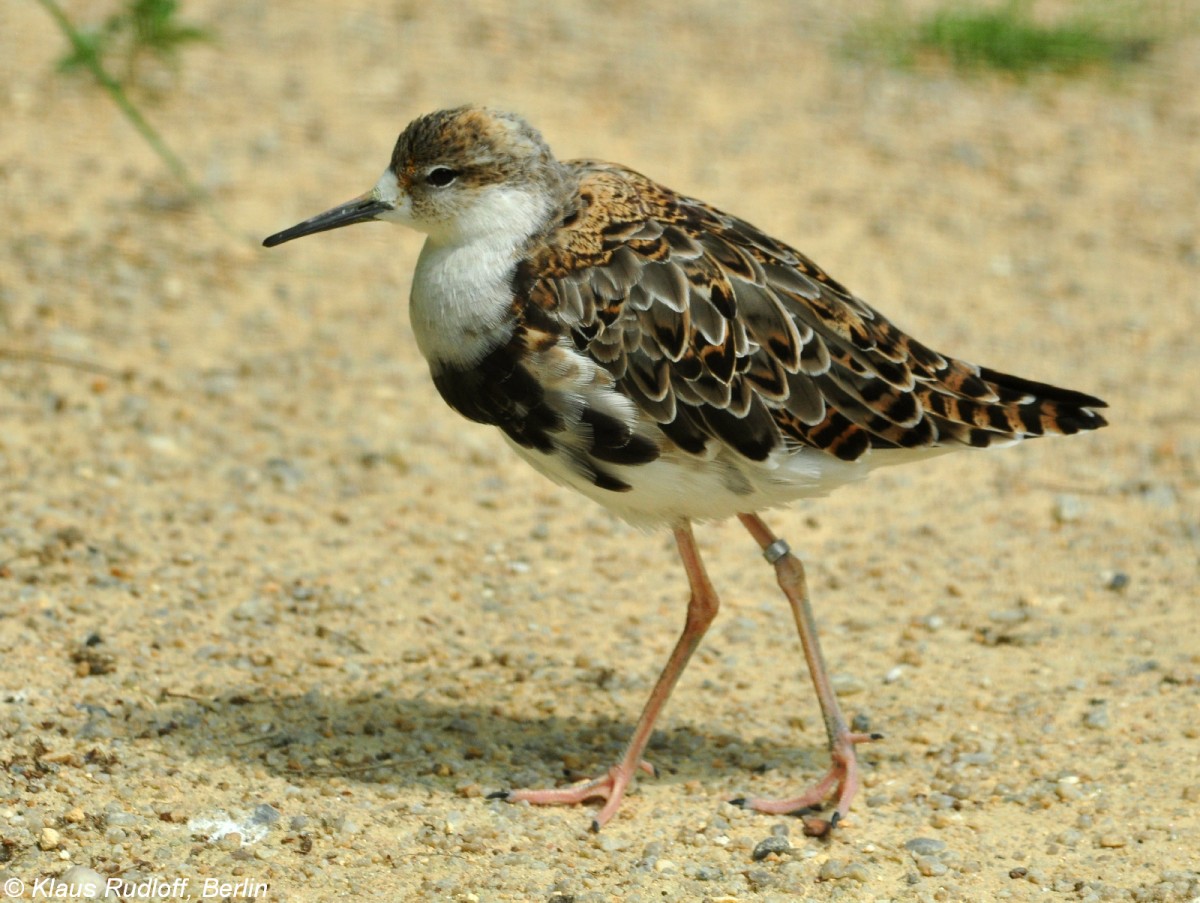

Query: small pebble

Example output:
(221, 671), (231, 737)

(751, 835), (791, 861)
(1056, 781), (1084, 801)
(843, 862), (870, 882)
(250, 803), (281, 826)
(930, 811), (962, 828)
(916, 614), (945, 632)
(927, 792), (957, 810)
(1053, 494), (1087, 523)
(59, 866), (108, 897)
(596, 833), (631, 853)
(103, 803), (139, 828)
(830, 673), (865, 695)
(905, 837), (947, 857)
(988, 608), (1029, 625)
(1056, 828), (1085, 847)
(818, 860), (845, 881)
(916, 856), (948, 877)
(958, 751), (994, 766)
(39, 827), (62, 850)
(745, 868), (774, 889)
(1023, 868), (1049, 885)
(1083, 703), (1111, 730)
(946, 783), (972, 800)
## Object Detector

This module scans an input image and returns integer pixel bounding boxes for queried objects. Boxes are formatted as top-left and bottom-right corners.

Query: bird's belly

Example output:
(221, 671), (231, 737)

(502, 433), (925, 529)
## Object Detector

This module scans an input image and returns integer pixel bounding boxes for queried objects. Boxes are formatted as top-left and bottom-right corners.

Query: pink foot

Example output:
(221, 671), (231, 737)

(732, 731), (880, 836)
(489, 760), (656, 831)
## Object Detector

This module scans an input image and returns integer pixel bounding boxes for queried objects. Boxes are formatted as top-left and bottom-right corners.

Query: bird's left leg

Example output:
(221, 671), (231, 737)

(733, 512), (881, 836)
(493, 521), (720, 830)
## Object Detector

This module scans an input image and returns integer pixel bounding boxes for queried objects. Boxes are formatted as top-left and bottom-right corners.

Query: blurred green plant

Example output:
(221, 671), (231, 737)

(916, 3), (1150, 73)
(853, 1), (1154, 76)
(36, 0), (223, 226)
(56, 0), (213, 86)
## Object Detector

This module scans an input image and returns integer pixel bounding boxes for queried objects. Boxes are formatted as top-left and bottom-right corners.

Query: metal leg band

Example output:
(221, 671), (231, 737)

(762, 538), (791, 565)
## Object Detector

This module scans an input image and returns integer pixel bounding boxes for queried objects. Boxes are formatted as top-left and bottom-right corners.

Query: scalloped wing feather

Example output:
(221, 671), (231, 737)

(517, 161), (1107, 465)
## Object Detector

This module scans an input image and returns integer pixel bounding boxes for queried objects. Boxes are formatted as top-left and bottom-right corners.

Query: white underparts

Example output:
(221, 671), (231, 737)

(410, 238), (515, 368)
(504, 430), (954, 530)
(407, 184), (552, 370)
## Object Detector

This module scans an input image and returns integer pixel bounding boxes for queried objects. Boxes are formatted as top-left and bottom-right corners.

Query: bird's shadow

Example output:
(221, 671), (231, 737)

(119, 686), (837, 806)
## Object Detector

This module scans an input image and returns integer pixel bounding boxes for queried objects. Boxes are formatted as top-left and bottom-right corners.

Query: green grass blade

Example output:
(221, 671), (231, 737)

(35, 0), (228, 231)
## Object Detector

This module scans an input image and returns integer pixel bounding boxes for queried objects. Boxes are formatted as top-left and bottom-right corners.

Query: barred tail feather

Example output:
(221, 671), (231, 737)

(977, 365), (1108, 437)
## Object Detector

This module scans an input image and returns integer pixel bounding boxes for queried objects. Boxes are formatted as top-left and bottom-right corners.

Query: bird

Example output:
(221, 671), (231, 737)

(263, 105), (1107, 835)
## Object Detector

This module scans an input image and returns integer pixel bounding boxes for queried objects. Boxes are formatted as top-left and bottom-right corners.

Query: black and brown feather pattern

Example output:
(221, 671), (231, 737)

(263, 106), (1112, 833)
(515, 160), (1107, 467)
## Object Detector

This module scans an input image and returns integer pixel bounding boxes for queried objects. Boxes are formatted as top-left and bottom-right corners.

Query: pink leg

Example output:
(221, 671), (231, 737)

(493, 522), (719, 830)
(733, 513), (881, 836)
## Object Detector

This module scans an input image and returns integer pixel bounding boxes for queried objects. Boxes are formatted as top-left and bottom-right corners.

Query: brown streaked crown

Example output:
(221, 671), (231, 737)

(389, 106), (568, 195)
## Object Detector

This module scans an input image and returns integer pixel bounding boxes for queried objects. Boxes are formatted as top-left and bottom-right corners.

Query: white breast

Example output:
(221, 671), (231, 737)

(409, 185), (552, 370)
(410, 238), (515, 368)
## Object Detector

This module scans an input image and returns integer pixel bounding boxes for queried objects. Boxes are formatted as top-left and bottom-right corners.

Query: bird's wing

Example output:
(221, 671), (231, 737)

(516, 161), (1106, 464)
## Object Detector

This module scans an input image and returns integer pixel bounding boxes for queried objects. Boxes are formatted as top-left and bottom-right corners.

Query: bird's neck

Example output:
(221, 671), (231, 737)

(407, 236), (513, 370)
(409, 179), (568, 371)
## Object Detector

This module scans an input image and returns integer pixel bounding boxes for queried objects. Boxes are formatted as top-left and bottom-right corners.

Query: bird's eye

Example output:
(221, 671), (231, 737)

(425, 167), (459, 187)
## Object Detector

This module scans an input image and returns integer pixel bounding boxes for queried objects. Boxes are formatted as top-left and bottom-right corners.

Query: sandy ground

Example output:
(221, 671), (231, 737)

(2, 2), (1198, 901)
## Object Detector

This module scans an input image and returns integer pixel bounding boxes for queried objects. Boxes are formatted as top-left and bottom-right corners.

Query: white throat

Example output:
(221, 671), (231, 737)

(408, 184), (551, 370)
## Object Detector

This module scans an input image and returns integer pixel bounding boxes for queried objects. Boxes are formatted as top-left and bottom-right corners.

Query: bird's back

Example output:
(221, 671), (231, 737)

(509, 160), (1106, 473)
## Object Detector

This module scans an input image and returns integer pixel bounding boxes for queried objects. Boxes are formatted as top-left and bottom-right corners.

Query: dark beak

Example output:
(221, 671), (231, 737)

(263, 193), (393, 247)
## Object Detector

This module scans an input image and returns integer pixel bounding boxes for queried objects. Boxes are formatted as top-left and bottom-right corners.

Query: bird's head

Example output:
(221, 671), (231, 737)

(263, 106), (565, 249)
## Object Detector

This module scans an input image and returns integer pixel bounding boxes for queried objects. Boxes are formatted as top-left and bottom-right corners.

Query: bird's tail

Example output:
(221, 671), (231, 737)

(916, 363), (1108, 449)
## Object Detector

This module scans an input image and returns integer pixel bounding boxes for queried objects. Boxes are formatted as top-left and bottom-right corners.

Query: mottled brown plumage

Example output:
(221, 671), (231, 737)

(264, 106), (1107, 836)
(517, 160), (1106, 466)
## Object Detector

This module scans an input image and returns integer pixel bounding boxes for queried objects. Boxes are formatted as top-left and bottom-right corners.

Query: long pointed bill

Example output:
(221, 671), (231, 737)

(263, 193), (393, 247)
